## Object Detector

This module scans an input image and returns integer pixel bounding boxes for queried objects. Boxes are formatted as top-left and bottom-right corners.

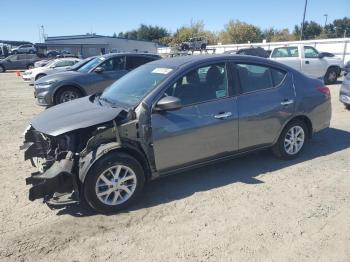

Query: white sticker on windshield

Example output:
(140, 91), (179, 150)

(152, 68), (173, 74)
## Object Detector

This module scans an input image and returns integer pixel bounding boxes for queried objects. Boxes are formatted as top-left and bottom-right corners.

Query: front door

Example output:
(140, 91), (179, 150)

(151, 62), (238, 172)
(301, 46), (327, 78)
(234, 62), (295, 150)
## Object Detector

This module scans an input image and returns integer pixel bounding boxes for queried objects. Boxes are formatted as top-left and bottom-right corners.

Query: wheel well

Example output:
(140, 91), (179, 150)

(288, 115), (313, 138)
(327, 65), (341, 75)
(35, 73), (46, 80)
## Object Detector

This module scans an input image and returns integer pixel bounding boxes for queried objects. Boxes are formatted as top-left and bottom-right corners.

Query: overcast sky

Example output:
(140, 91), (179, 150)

(1, 0), (349, 43)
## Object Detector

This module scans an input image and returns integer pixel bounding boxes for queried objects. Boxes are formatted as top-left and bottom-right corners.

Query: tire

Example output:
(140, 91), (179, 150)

(324, 67), (338, 85)
(272, 120), (308, 160)
(13, 50), (18, 54)
(27, 64), (34, 69)
(83, 152), (145, 213)
(54, 86), (82, 105)
(35, 73), (46, 81)
(0, 65), (5, 73)
(181, 44), (189, 51)
(201, 44), (207, 50)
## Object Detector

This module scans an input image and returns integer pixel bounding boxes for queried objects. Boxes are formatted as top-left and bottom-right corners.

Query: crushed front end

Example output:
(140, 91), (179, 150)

(21, 126), (79, 206)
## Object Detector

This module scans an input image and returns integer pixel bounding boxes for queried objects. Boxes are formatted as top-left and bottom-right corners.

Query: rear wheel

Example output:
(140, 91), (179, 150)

(0, 65), (5, 73)
(272, 120), (308, 159)
(201, 43), (207, 50)
(181, 44), (189, 51)
(83, 152), (145, 213)
(54, 86), (82, 105)
(324, 67), (338, 85)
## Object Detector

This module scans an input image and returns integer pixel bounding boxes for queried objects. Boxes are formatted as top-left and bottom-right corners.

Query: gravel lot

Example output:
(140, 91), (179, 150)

(0, 72), (349, 262)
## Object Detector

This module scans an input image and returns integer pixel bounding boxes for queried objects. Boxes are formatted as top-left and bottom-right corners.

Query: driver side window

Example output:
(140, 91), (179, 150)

(100, 56), (126, 71)
(165, 63), (228, 106)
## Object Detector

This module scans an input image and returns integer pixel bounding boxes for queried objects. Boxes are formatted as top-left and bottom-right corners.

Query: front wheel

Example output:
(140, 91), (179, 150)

(272, 120), (308, 159)
(0, 65), (5, 73)
(83, 152), (145, 213)
(54, 87), (82, 105)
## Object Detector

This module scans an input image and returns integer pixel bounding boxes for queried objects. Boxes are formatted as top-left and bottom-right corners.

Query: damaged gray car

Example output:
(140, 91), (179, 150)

(22, 55), (332, 213)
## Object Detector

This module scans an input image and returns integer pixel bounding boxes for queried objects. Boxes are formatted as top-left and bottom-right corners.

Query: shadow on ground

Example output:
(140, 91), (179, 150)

(55, 127), (350, 217)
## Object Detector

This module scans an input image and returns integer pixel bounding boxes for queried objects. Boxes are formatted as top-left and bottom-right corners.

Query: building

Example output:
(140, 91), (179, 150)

(39, 34), (159, 58)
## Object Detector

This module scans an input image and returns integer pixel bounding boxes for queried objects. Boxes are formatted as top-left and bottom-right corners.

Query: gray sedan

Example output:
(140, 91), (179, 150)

(33, 53), (161, 106)
(22, 55), (331, 213)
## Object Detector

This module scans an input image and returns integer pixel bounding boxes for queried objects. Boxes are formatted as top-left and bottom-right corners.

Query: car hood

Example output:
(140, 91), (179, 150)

(31, 96), (126, 136)
(35, 70), (86, 84)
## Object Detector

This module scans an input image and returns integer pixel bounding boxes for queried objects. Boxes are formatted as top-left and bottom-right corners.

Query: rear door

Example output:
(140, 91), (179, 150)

(151, 62), (239, 172)
(270, 47), (301, 71)
(234, 62), (295, 150)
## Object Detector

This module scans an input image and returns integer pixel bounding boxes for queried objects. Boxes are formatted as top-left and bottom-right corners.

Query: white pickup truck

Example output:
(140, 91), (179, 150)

(269, 45), (343, 84)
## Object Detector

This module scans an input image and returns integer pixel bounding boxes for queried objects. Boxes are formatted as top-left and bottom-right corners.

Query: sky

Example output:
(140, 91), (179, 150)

(1, 0), (349, 43)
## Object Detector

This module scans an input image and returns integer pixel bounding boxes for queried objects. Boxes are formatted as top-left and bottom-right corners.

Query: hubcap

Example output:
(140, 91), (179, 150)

(59, 91), (79, 103)
(95, 165), (137, 206)
(284, 126), (305, 155)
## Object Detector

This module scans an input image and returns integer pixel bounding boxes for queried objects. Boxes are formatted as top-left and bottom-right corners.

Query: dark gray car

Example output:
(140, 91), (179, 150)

(22, 55), (331, 213)
(340, 73), (350, 109)
(34, 53), (161, 106)
(0, 54), (40, 72)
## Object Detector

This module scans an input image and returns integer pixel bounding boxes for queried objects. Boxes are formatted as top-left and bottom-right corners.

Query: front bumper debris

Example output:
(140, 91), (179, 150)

(21, 127), (78, 206)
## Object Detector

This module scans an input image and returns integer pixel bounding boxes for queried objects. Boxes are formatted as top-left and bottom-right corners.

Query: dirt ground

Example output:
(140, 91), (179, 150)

(0, 72), (349, 262)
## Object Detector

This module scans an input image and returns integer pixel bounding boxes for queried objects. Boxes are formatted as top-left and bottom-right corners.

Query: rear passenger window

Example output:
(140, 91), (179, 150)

(237, 64), (286, 93)
(166, 63), (228, 106)
(126, 56), (154, 70)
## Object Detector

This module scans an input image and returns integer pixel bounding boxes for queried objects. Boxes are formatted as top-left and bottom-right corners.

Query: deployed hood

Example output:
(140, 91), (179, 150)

(35, 71), (85, 84)
(31, 96), (126, 136)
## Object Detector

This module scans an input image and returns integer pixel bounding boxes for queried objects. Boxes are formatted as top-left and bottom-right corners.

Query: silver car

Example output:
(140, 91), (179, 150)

(340, 73), (350, 109)
(22, 55), (331, 213)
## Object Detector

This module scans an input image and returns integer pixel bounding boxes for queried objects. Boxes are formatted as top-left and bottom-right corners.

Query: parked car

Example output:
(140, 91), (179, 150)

(224, 47), (269, 58)
(33, 53), (161, 106)
(343, 60), (350, 75)
(11, 44), (37, 54)
(22, 54), (332, 213)
(0, 54), (40, 72)
(339, 73), (350, 109)
(34, 59), (51, 68)
(180, 37), (208, 51)
(269, 45), (343, 84)
(22, 58), (81, 83)
(47, 50), (77, 58)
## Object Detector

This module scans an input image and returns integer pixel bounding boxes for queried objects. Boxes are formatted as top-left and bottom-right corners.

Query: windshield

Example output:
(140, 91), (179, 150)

(77, 56), (104, 73)
(69, 57), (91, 70)
(100, 64), (173, 107)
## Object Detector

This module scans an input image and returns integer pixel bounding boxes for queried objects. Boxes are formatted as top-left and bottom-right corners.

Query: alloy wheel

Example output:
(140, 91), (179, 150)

(284, 126), (305, 155)
(59, 91), (79, 103)
(95, 165), (137, 206)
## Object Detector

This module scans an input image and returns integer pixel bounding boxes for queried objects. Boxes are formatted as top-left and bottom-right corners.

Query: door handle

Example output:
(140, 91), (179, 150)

(214, 112), (232, 119)
(305, 60), (310, 64)
(281, 99), (294, 106)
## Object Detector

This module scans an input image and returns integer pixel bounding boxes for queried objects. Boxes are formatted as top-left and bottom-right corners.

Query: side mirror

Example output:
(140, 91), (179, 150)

(318, 53), (326, 59)
(155, 96), (182, 111)
(94, 66), (104, 73)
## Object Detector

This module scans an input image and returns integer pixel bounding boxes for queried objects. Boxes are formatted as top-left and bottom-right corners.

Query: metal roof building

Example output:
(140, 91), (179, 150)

(41, 34), (158, 58)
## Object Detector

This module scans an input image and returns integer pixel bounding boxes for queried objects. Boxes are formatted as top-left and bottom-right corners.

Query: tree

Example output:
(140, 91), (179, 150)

(118, 24), (170, 42)
(294, 21), (323, 40)
(330, 17), (350, 37)
(219, 20), (262, 44)
(172, 21), (216, 44)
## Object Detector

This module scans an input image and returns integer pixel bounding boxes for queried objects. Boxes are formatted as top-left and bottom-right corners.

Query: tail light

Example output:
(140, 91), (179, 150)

(317, 86), (331, 97)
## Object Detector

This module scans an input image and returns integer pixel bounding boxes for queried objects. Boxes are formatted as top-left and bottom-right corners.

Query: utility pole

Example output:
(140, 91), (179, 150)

(324, 14), (328, 28)
(300, 0), (308, 41)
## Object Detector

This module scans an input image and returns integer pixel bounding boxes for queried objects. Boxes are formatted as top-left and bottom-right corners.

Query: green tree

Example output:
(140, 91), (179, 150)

(172, 21), (216, 44)
(294, 21), (323, 40)
(219, 20), (262, 44)
(118, 24), (170, 42)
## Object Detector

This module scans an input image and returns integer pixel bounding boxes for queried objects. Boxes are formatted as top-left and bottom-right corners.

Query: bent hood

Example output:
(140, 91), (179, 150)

(31, 96), (126, 136)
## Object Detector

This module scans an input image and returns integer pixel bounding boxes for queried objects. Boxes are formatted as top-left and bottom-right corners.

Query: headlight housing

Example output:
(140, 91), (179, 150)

(35, 80), (58, 88)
